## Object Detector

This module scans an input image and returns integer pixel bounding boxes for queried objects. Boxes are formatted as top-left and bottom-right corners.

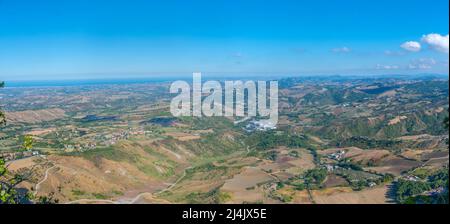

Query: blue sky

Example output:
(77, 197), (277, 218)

(0, 0), (448, 80)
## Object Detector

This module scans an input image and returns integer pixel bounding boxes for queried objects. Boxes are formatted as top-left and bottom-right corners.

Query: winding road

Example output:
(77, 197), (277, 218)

(34, 165), (57, 196)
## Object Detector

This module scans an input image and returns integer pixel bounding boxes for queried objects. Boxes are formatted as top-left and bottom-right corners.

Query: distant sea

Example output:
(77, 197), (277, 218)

(3, 75), (274, 88)
(4, 78), (185, 88)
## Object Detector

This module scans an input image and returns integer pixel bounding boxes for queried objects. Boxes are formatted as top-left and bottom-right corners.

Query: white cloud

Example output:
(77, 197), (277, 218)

(400, 41), (421, 52)
(421, 33), (449, 53)
(332, 47), (351, 53)
(376, 64), (399, 70)
(408, 58), (437, 70)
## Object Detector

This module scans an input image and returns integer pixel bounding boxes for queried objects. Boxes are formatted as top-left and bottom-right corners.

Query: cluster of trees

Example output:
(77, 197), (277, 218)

(335, 136), (402, 150)
(247, 130), (309, 150)
(303, 168), (327, 188)
(395, 179), (432, 203)
(337, 161), (364, 171)
(350, 180), (370, 191)
(263, 151), (278, 161)
(280, 168), (329, 191)
(429, 169), (449, 189)
(445, 109), (449, 130)
(396, 169), (449, 204)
